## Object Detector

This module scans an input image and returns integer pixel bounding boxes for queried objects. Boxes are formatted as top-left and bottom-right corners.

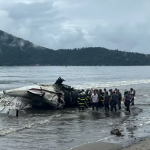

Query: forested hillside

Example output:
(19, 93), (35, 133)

(0, 30), (150, 66)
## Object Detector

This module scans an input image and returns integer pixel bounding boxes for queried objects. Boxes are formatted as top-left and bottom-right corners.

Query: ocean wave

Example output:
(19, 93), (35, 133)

(0, 122), (35, 136)
(0, 114), (61, 136)
(74, 79), (150, 89)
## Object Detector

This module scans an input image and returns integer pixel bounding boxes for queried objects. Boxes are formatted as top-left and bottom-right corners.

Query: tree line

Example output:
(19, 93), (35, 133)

(0, 30), (150, 66)
(0, 46), (150, 66)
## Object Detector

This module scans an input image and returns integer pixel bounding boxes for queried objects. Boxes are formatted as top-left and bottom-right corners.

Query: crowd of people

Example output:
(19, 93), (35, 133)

(77, 88), (136, 113)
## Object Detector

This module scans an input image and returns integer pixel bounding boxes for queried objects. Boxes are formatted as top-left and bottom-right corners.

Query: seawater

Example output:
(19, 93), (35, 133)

(0, 66), (150, 150)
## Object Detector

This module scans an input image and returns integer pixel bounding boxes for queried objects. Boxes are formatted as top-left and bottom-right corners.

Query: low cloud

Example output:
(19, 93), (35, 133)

(0, 0), (150, 53)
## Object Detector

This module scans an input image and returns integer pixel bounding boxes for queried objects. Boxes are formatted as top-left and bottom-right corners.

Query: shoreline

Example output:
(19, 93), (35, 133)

(70, 136), (150, 150)
(70, 141), (122, 150)
(120, 137), (150, 150)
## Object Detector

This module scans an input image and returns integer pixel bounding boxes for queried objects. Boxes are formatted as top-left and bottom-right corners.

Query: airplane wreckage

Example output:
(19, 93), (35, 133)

(0, 77), (81, 114)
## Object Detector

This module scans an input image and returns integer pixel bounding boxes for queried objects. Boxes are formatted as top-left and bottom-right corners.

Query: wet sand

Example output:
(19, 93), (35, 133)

(71, 141), (121, 150)
(121, 138), (150, 150)
(72, 138), (150, 150)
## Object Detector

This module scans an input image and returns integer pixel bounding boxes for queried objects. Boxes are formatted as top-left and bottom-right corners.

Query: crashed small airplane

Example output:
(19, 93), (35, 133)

(0, 77), (79, 113)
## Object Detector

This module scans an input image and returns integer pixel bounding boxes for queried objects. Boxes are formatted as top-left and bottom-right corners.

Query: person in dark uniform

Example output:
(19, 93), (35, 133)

(109, 89), (113, 96)
(77, 92), (86, 110)
(98, 89), (104, 107)
(85, 90), (91, 107)
(130, 88), (135, 105)
(110, 91), (117, 112)
(109, 89), (113, 107)
(124, 91), (131, 112)
(104, 91), (110, 111)
(104, 88), (108, 95)
(124, 89), (128, 96)
(116, 89), (122, 110)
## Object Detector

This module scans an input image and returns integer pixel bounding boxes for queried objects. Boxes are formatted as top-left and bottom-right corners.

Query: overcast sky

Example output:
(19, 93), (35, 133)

(0, 0), (150, 53)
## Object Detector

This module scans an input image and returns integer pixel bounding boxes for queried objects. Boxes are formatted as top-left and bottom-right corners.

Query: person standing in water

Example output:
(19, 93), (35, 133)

(104, 88), (108, 95)
(124, 91), (131, 112)
(104, 91), (110, 111)
(85, 89), (91, 107)
(130, 88), (135, 105)
(98, 89), (104, 107)
(78, 92), (86, 111)
(124, 89), (128, 96)
(110, 91), (117, 112)
(91, 90), (99, 111)
(109, 89), (113, 107)
(117, 89), (122, 110)
(109, 89), (113, 96)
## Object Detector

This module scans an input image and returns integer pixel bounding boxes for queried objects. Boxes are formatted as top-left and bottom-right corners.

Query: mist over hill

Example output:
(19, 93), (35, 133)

(0, 30), (150, 66)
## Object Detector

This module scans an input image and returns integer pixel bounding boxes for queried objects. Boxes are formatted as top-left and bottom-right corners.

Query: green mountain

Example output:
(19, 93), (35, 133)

(0, 30), (150, 66)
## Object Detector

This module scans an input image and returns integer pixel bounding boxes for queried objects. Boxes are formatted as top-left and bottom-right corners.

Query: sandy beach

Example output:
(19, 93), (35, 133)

(71, 138), (150, 150)
(71, 141), (121, 150)
(121, 138), (150, 150)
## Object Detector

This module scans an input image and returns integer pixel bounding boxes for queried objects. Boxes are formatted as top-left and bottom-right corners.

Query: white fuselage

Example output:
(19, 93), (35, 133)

(0, 84), (65, 113)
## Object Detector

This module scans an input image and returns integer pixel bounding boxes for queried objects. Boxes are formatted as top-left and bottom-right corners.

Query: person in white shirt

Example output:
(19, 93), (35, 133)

(91, 90), (99, 111)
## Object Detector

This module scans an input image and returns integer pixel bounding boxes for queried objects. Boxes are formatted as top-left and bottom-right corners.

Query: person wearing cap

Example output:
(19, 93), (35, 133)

(91, 90), (99, 111)
(78, 92), (86, 111)
(104, 91), (110, 111)
(116, 89), (122, 110)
